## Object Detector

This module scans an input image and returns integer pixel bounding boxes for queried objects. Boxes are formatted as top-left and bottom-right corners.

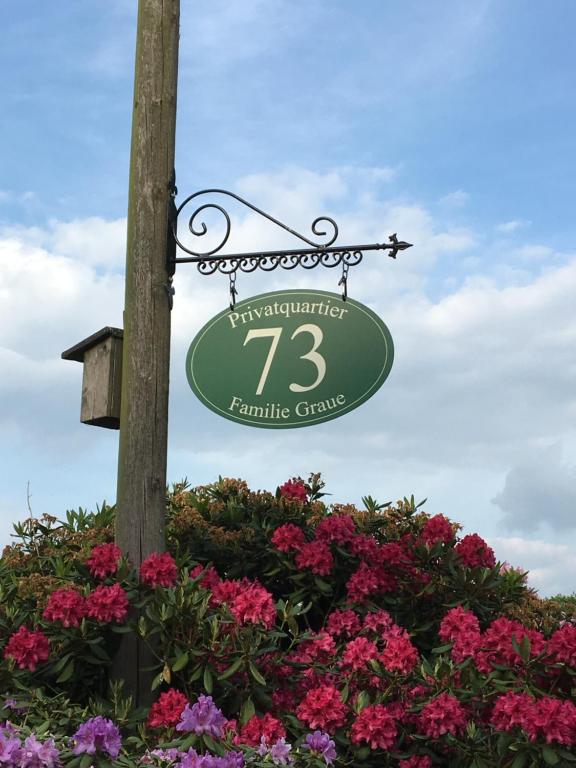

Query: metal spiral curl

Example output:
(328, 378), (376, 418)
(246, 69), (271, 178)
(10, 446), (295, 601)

(173, 188), (339, 258)
(194, 247), (365, 276)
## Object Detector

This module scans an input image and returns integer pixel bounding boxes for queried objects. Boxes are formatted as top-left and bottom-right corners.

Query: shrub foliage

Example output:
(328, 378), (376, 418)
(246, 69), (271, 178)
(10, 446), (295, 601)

(0, 474), (575, 767)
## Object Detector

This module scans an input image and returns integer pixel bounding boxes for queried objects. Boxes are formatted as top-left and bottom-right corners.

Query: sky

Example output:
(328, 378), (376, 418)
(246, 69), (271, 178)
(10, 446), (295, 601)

(1, 0), (575, 596)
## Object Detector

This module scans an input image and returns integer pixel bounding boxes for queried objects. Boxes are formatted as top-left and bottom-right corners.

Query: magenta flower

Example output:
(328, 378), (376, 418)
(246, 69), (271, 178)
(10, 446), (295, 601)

(72, 716), (121, 759)
(176, 695), (227, 738)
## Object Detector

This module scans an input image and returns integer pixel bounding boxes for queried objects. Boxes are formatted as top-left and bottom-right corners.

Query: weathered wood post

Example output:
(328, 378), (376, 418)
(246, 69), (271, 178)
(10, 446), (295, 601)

(114, 0), (180, 702)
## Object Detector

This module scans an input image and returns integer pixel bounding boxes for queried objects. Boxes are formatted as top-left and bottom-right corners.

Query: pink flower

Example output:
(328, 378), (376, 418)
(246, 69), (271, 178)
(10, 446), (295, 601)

(380, 632), (419, 675)
(295, 541), (333, 576)
(296, 685), (347, 734)
(549, 625), (576, 666)
(380, 542), (412, 568)
(230, 583), (276, 628)
(491, 691), (535, 733)
(419, 693), (467, 738)
(140, 552), (178, 588)
(279, 479), (308, 502)
(349, 534), (380, 563)
(363, 610), (393, 633)
(236, 714), (286, 747)
(86, 583), (129, 623)
(340, 637), (378, 671)
(326, 609), (361, 638)
(86, 542), (122, 579)
(43, 587), (87, 627)
(271, 524), (306, 553)
(474, 617), (545, 673)
(399, 758), (433, 768)
(147, 689), (189, 729)
(211, 578), (249, 606)
(422, 515), (455, 546)
(491, 693), (576, 746)
(190, 564), (221, 590)
(350, 704), (398, 750)
(4, 626), (50, 671)
(315, 514), (356, 545)
(451, 630), (481, 664)
(346, 563), (396, 603)
(438, 607), (482, 664)
(455, 534), (496, 569)
(439, 606), (480, 642)
(290, 632), (336, 664)
(536, 698), (576, 746)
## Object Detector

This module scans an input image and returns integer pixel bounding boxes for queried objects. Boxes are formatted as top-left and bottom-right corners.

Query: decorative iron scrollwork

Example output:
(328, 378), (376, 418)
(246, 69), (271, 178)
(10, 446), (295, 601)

(167, 183), (412, 286)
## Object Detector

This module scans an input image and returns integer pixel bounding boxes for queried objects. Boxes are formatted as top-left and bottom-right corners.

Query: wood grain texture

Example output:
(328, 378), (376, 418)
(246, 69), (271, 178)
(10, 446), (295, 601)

(114, 0), (180, 703)
(80, 336), (122, 429)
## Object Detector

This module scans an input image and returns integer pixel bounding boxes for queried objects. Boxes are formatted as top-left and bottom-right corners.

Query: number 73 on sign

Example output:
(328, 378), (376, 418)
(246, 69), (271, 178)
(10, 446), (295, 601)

(185, 289), (395, 429)
(244, 324), (326, 396)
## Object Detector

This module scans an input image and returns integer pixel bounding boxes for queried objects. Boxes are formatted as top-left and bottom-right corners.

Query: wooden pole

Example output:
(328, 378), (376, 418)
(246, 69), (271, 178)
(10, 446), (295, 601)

(115, 0), (180, 702)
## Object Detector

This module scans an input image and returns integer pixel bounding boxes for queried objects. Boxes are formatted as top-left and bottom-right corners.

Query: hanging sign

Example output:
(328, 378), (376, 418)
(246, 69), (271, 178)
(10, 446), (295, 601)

(186, 289), (394, 429)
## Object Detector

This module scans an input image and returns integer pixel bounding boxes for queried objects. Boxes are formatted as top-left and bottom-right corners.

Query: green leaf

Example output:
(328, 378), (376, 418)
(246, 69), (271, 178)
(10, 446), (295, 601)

(240, 697), (255, 725)
(56, 660), (75, 683)
(542, 746), (559, 766)
(80, 755), (94, 768)
(51, 652), (72, 674)
(172, 651), (189, 672)
(189, 665), (203, 682)
(218, 657), (244, 681)
(510, 753), (528, 768)
(313, 577), (332, 594)
(354, 690), (370, 712)
(87, 642), (110, 662)
(432, 643), (453, 654)
(203, 666), (213, 693)
(249, 662), (266, 686)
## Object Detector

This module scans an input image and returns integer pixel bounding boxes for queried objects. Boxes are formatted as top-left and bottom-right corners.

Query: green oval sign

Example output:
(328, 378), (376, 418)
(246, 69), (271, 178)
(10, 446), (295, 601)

(186, 289), (393, 429)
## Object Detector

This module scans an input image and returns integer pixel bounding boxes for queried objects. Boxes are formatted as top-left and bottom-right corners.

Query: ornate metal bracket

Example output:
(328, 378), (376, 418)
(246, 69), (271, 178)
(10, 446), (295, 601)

(167, 182), (411, 274)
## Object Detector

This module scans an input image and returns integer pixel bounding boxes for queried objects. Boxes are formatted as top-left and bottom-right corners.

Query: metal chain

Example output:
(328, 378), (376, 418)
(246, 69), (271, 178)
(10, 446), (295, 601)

(229, 271), (238, 311)
(338, 262), (349, 301)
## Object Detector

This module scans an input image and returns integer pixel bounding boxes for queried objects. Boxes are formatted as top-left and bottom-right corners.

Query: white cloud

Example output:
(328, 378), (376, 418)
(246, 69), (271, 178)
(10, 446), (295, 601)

(1, 218), (127, 271)
(489, 536), (576, 596)
(513, 244), (554, 262)
(496, 219), (531, 233)
(439, 190), (470, 208)
(1, 167), (575, 596)
(492, 445), (576, 532)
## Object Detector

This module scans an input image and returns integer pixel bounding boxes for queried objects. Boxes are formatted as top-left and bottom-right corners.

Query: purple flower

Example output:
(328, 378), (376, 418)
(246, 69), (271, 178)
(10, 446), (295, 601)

(176, 695), (227, 738)
(176, 750), (244, 768)
(0, 727), (22, 765)
(303, 731), (337, 765)
(257, 737), (293, 766)
(72, 716), (121, 759)
(141, 747), (183, 764)
(19, 735), (60, 768)
(269, 738), (292, 765)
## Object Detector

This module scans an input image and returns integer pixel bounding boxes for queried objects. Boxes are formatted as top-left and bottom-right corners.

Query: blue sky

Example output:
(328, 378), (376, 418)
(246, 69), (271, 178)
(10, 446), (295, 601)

(1, 1), (575, 595)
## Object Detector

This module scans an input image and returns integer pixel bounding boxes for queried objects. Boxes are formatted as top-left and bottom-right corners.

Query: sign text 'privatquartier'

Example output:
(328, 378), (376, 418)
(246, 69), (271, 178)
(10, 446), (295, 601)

(186, 290), (394, 428)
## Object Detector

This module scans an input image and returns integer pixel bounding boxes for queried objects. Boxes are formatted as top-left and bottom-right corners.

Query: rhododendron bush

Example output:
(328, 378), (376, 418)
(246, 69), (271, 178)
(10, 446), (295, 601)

(0, 474), (575, 767)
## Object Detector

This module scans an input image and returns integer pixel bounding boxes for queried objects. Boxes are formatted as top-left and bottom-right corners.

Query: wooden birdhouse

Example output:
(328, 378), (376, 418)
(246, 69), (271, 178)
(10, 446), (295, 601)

(62, 327), (123, 429)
